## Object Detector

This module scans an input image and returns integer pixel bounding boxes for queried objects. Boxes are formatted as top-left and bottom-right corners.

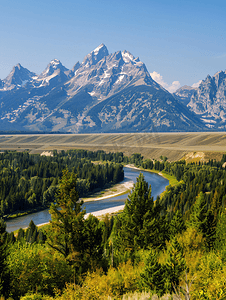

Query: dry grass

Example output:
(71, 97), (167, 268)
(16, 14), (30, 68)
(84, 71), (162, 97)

(0, 132), (226, 161)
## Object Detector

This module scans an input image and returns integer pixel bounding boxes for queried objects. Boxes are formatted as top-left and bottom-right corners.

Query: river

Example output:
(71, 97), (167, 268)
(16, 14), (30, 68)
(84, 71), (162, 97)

(6, 167), (169, 232)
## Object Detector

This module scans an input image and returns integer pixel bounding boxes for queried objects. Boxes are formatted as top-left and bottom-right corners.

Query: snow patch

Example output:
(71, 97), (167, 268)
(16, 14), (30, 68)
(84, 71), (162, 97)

(205, 124), (215, 128)
(98, 79), (105, 86)
(122, 51), (134, 62)
(104, 71), (111, 78)
(93, 44), (104, 55)
(50, 59), (60, 65)
(201, 118), (217, 123)
(115, 75), (125, 84)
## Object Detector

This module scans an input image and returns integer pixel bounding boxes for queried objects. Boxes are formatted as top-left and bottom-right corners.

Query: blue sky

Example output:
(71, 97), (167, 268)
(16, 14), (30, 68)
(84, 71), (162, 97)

(0, 0), (226, 91)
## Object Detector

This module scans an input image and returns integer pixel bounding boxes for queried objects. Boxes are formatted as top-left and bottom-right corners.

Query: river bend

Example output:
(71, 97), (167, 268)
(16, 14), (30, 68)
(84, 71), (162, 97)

(6, 167), (169, 232)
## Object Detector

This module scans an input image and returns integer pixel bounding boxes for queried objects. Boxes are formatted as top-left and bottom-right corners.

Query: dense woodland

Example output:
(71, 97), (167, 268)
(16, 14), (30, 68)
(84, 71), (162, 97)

(0, 150), (226, 299)
(0, 150), (124, 217)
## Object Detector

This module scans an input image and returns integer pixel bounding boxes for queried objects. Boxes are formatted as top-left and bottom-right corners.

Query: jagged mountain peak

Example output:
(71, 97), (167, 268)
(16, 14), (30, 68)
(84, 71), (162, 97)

(38, 59), (72, 83)
(15, 63), (22, 69)
(185, 69), (226, 129)
(81, 43), (109, 67)
(49, 58), (61, 65)
(0, 45), (212, 133)
(67, 45), (158, 102)
(2, 63), (36, 90)
(93, 43), (108, 55)
(40, 59), (65, 75)
(122, 50), (134, 62)
(72, 62), (80, 74)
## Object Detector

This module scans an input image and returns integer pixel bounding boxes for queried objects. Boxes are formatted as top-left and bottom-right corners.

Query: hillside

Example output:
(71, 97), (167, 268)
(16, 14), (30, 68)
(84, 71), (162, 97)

(1, 132), (226, 161)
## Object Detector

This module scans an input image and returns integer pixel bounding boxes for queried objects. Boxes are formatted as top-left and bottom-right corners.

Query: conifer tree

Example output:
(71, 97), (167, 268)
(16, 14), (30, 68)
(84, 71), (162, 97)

(17, 227), (25, 241)
(48, 169), (86, 265)
(7, 232), (15, 244)
(170, 210), (186, 238)
(140, 249), (166, 297)
(0, 218), (10, 298)
(189, 192), (216, 250)
(113, 173), (164, 256)
(215, 210), (226, 252)
(164, 237), (186, 293)
(26, 220), (37, 243)
(82, 214), (104, 271)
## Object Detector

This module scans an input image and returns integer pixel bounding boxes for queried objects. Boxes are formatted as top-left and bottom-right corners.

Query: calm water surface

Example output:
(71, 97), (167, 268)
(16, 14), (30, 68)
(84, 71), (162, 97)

(6, 167), (168, 232)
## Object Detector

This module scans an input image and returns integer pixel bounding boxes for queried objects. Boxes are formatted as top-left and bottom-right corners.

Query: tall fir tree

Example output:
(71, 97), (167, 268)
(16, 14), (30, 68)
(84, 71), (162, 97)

(47, 169), (86, 266)
(169, 210), (186, 238)
(26, 220), (37, 243)
(0, 218), (10, 298)
(140, 249), (166, 297)
(164, 237), (186, 294)
(112, 173), (165, 257)
(189, 192), (216, 250)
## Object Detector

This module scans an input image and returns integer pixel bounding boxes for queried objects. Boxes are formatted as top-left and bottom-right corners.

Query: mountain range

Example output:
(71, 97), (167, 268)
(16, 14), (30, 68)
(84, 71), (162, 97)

(0, 44), (225, 133)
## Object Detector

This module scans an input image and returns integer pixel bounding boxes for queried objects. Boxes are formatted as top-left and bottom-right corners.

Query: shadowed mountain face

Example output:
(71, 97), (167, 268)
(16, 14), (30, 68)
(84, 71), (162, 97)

(175, 70), (226, 130)
(0, 44), (205, 132)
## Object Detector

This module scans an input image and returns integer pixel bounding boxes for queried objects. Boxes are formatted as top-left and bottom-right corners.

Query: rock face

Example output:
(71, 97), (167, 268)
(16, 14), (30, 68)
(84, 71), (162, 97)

(175, 71), (226, 130)
(173, 85), (197, 106)
(2, 63), (36, 90)
(0, 44), (205, 132)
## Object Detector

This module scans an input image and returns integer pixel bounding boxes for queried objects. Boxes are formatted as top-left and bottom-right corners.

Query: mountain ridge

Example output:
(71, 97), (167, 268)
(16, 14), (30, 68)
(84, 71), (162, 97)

(174, 70), (226, 130)
(1, 44), (223, 133)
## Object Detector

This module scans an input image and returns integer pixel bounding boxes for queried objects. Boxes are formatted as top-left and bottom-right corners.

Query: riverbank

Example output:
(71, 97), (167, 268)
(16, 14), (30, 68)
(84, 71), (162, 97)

(36, 205), (126, 229)
(124, 164), (178, 186)
(6, 166), (170, 232)
(82, 177), (134, 202)
(3, 206), (50, 221)
(4, 178), (133, 221)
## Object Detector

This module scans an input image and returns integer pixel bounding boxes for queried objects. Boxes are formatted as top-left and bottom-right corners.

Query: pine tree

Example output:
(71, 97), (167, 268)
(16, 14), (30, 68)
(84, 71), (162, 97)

(140, 249), (166, 297)
(47, 169), (86, 265)
(215, 210), (226, 253)
(112, 173), (164, 256)
(26, 220), (37, 243)
(37, 229), (46, 244)
(189, 192), (216, 250)
(7, 232), (15, 244)
(164, 237), (186, 293)
(0, 218), (10, 297)
(170, 210), (186, 238)
(82, 214), (104, 271)
(17, 228), (25, 241)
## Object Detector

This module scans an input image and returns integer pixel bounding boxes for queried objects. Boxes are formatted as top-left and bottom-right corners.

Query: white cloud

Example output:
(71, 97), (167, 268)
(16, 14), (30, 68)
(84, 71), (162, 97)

(191, 80), (202, 88)
(168, 81), (181, 93)
(150, 71), (181, 93)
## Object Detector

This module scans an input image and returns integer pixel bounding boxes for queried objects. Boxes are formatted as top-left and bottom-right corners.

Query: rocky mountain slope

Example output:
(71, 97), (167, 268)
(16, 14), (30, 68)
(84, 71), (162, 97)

(0, 44), (205, 132)
(173, 85), (197, 106)
(174, 70), (226, 130)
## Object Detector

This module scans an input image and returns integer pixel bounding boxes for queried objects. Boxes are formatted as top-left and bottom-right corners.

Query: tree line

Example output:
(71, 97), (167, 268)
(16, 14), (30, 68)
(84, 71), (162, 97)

(0, 150), (124, 217)
(0, 151), (226, 299)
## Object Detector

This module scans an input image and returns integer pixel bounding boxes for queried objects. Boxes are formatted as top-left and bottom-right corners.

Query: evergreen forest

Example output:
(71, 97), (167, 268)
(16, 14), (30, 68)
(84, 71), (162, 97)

(0, 150), (226, 299)
(0, 149), (124, 217)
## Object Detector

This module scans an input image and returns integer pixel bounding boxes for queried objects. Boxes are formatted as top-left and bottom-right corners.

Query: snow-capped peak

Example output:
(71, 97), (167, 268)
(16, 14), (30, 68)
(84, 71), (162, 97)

(81, 44), (109, 67)
(40, 59), (64, 77)
(50, 59), (61, 66)
(2, 63), (37, 90)
(122, 50), (135, 62)
(93, 43), (106, 55)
